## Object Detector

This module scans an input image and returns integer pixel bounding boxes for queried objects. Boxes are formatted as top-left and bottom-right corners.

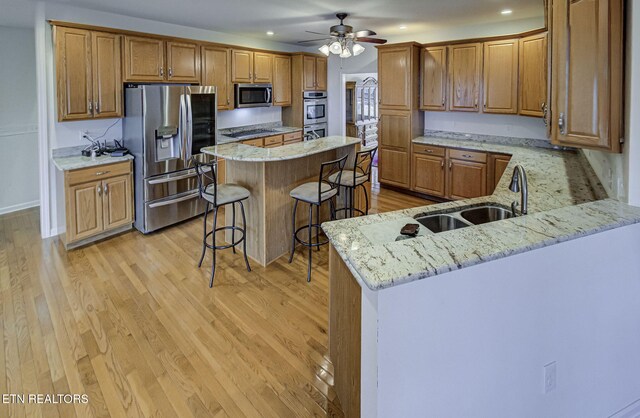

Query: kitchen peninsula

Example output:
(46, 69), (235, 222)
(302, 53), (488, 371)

(202, 136), (364, 266)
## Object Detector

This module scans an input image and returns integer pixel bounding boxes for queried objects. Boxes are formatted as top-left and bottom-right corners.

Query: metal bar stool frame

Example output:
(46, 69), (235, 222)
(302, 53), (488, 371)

(288, 154), (348, 282)
(332, 146), (378, 219)
(193, 158), (251, 288)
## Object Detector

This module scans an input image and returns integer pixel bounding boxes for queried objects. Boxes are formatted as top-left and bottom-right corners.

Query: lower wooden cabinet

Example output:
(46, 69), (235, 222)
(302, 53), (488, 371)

(64, 161), (134, 248)
(447, 158), (487, 199)
(488, 153), (512, 192)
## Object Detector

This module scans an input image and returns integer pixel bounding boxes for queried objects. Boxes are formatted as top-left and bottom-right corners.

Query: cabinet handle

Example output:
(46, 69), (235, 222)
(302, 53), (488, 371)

(449, 161), (452, 170)
(558, 112), (566, 135)
(168, 68), (173, 78)
(95, 171), (110, 176)
(442, 98), (445, 106)
(474, 98), (478, 109)
(441, 160), (444, 169)
(541, 102), (548, 127)
(160, 67), (164, 77)
(95, 101), (99, 114)
(425, 149), (433, 153)
(462, 154), (473, 158)
(97, 185), (102, 196)
(104, 184), (108, 195)
(88, 101), (93, 114)
(227, 98), (230, 106)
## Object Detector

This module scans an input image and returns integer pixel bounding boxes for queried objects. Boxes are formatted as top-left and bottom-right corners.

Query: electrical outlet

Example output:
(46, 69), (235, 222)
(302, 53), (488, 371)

(544, 362), (557, 393)
(79, 130), (89, 141)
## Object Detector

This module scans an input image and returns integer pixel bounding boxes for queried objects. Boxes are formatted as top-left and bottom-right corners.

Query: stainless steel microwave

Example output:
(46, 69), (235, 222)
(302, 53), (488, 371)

(234, 83), (273, 108)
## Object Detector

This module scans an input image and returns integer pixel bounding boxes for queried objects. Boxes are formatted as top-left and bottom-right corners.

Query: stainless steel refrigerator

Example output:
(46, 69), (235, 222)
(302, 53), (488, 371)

(124, 84), (217, 233)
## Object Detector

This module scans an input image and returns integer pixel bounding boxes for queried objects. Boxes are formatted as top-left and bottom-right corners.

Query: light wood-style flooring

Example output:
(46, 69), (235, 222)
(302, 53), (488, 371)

(0, 186), (431, 418)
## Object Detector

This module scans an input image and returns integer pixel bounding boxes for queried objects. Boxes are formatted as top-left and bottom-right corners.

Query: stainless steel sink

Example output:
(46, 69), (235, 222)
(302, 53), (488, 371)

(459, 205), (513, 225)
(416, 214), (471, 233)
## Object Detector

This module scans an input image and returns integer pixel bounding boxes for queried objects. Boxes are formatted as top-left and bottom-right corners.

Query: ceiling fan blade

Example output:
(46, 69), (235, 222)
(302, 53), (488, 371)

(297, 38), (331, 44)
(356, 37), (387, 44)
(305, 30), (329, 36)
(354, 30), (377, 37)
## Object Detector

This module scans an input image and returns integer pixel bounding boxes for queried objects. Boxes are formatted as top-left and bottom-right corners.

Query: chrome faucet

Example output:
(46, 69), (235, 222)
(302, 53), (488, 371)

(508, 165), (528, 216)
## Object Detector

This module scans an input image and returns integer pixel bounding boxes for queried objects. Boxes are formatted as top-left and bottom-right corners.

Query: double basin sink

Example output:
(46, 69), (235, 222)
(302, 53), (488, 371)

(415, 204), (514, 234)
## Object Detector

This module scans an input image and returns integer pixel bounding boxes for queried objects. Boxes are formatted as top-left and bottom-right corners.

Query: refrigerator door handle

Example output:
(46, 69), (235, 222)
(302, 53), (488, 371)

(180, 94), (188, 162)
(185, 93), (193, 163)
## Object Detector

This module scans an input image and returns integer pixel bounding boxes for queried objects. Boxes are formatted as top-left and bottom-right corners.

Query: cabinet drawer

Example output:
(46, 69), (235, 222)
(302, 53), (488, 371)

(283, 131), (302, 142)
(66, 161), (131, 186)
(412, 144), (445, 156)
(448, 148), (487, 163)
(264, 134), (283, 146)
(242, 138), (264, 147)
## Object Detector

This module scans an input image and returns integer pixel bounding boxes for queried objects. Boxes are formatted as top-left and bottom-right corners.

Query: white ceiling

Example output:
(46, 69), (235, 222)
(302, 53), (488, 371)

(0, 0), (544, 44)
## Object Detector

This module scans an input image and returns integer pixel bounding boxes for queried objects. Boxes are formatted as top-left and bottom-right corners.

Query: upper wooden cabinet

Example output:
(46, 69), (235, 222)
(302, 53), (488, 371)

(448, 43), (482, 112)
(483, 39), (519, 114)
(378, 44), (419, 110)
(551, 0), (623, 152)
(421, 46), (447, 111)
(55, 27), (122, 122)
(231, 50), (273, 83)
(273, 55), (292, 106)
(201, 46), (233, 110)
(123, 36), (199, 83)
(519, 33), (548, 118)
(301, 56), (327, 91)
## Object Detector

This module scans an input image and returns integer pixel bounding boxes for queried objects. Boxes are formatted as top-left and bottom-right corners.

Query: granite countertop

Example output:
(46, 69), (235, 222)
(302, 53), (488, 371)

(217, 126), (302, 145)
(202, 136), (361, 162)
(322, 136), (640, 291)
(52, 146), (134, 171)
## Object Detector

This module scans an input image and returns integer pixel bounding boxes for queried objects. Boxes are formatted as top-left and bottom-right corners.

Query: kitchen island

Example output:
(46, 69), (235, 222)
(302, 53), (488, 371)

(202, 136), (364, 266)
(322, 136), (640, 417)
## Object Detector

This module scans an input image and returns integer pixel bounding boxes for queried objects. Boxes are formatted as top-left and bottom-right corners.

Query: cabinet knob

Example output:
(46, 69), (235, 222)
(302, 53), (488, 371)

(104, 184), (109, 195)
(97, 185), (102, 196)
(168, 68), (173, 78)
(558, 112), (566, 135)
(441, 160), (444, 169)
(227, 98), (230, 105)
(449, 161), (452, 170)
(88, 101), (93, 114)
(95, 101), (99, 114)
(160, 67), (164, 77)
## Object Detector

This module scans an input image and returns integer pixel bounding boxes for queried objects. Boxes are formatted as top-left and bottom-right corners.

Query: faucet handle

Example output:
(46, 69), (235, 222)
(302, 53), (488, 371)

(511, 201), (519, 217)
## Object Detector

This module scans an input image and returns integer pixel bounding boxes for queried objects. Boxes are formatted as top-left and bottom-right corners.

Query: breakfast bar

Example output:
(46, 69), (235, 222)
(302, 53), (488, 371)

(202, 136), (364, 266)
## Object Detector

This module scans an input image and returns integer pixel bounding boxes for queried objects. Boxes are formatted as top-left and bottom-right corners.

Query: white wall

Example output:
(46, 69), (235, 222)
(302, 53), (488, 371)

(0, 26), (39, 215)
(425, 112), (548, 140)
(372, 222), (640, 417)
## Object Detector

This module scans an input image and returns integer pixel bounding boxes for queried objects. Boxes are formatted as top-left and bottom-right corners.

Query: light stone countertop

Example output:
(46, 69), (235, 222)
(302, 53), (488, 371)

(52, 146), (134, 171)
(217, 126), (303, 145)
(202, 136), (361, 162)
(322, 136), (640, 291)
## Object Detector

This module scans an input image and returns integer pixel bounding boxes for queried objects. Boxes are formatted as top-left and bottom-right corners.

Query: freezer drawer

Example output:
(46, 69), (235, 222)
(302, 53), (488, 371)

(142, 190), (206, 233)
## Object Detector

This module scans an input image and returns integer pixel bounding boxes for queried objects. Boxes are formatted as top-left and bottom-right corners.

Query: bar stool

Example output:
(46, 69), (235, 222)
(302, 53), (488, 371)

(288, 154), (348, 282)
(193, 158), (251, 288)
(330, 146), (378, 219)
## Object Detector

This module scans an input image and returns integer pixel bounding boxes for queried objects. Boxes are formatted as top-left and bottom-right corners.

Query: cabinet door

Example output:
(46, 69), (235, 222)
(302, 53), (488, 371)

(91, 32), (122, 119)
(488, 154), (512, 192)
(273, 55), (291, 106)
(412, 154), (446, 197)
(519, 33), (548, 117)
(378, 46), (412, 110)
(551, 0), (623, 151)
(315, 57), (327, 90)
(102, 175), (133, 230)
(231, 49), (253, 83)
(67, 180), (103, 242)
(55, 27), (93, 121)
(448, 43), (482, 112)
(201, 46), (232, 110)
(166, 41), (200, 82)
(378, 111), (411, 187)
(483, 39), (519, 114)
(421, 46), (447, 110)
(124, 36), (165, 81)
(253, 52), (273, 83)
(447, 159), (487, 199)
(303, 56), (317, 90)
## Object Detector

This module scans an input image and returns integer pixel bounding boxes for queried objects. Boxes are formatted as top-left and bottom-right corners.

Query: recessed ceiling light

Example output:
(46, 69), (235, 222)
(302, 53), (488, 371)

(501, 9), (513, 15)
(266, 31), (275, 36)
(399, 25), (408, 30)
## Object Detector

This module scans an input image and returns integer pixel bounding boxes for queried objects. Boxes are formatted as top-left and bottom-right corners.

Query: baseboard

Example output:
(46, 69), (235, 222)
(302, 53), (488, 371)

(0, 200), (39, 216)
(610, 399), (640, 418)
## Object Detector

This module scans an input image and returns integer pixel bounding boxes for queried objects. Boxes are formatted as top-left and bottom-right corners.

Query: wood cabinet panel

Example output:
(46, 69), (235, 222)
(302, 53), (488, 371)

(273, 55), (292, 106)
(124, 36), (165, 81)
(102, 175), (133, 230)
(231, 49), (253, 83)
(68, 180), (103, 242)
(448, 43), (482, 112)
(379, 111), (411, 150)
(378, 46), (412, 110)
(413, 144), (445, 157)
(242, 138), (264, 147)
(91, 32), (122, 118)
(166, 41), (200, 82)
(519, 33), (548, 117)
(253, 52), (273, 83)
(551, 0), (623, 152)
(216, 158), (226, 184)
(303, 56), (317, 90)
(447, 148), (487, 163)
(55, 27), (93, 121)
(315, 57), (327, 90)
(201, 46), (232, 110)
(483, 39), (519, 114)
(264, 134), (283, 146)
(490, 154), (512, 191)
(447, 159), (487, 199)
(421, 46), (447, 110)
(378, 148), (410, 187)
(283, 131), (302, 143)
(412, 154), (446, 197)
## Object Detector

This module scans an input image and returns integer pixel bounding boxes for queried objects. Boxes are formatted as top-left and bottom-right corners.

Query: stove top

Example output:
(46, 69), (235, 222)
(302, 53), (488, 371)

(225, 129), (279, 139)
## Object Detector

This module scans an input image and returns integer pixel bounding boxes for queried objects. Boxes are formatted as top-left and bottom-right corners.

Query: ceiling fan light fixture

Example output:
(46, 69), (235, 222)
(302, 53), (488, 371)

(329, 40), (343, 54)
(319, 44), (330, 56)
(340, 47), (352, 58)
(352, 43), (365, 56)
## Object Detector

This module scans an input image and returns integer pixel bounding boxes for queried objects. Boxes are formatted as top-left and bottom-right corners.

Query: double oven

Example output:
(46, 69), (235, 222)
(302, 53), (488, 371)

(124, 84), (217, 233)
(303, 91), (328, 139)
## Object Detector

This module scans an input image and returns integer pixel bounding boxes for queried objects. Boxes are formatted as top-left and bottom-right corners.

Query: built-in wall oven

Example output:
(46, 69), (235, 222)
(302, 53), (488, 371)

(303, 91), (328, 125)
(124, 84), (217, 233)
(304, 123), (328, 140)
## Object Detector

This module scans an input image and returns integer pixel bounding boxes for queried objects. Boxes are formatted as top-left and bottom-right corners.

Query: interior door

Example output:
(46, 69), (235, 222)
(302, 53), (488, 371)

(91, 31), (122, 118)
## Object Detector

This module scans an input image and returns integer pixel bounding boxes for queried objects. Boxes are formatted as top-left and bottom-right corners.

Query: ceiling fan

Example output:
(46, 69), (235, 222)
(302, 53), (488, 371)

(298, 13), (387, 58)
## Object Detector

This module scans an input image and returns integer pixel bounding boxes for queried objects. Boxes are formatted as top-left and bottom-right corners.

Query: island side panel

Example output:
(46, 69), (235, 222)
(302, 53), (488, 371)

(329, 244), (362, 418)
